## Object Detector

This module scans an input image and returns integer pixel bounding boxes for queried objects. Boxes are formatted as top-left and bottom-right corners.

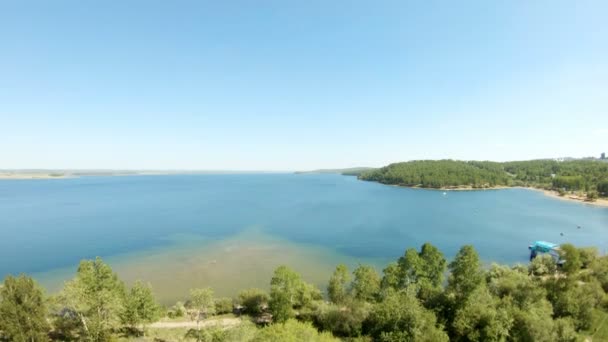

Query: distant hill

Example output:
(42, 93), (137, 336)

(295, 167), (375, 176)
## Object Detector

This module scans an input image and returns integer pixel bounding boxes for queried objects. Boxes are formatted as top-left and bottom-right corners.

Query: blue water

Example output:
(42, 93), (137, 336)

(1, 173), (607, 279)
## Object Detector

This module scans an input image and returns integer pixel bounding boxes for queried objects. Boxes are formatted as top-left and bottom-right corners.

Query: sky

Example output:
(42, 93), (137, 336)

(1, 1), (607, 170)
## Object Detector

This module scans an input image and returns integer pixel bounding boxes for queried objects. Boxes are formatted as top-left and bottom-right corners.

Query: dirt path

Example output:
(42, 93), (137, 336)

(149, 317), (241, 329)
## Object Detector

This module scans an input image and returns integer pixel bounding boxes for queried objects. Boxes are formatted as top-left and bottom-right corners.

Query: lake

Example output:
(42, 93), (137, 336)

(1, 173), (606, 304)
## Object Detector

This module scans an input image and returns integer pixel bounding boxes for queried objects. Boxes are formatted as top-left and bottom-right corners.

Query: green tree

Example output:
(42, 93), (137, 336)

(448, 245), (484, 301)
(188, 287), (216, 337)
(559, 244), (582, 275)
(59, 257), (125, 342)
(380, 262), (401, 291)
(351, 265), (380, 302)
(327, 264), (350, 304)
(553, 318), (580, 342)
(396, 243), (446, 304)
(508, 298), (555, 342)
(121, 281), (161, 336)
(418, 242), (447, 287)
(578, 247), (598, 269)
(452, 286), (513, 342)
(548, 278), (603, 330)
(366, 288), (448, 342)
(269, 266), (304, 323)
(0, 275), (50, 342)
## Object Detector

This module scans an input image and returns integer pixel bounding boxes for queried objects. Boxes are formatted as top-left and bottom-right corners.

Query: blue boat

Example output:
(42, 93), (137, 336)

(528, 240), (564, 264)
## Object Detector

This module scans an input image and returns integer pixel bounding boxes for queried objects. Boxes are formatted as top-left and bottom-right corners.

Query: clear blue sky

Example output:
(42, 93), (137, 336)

(1, 1), (607, 170)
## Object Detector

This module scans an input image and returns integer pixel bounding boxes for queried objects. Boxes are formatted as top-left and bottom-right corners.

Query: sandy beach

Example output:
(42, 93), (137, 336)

(528, 188), (608, 208)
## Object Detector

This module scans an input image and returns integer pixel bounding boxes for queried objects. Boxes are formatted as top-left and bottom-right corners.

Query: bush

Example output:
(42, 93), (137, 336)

(215, 297), (234, 315)
(586, 190), (599, 201)
(238, 288), (269, 316)
(314, 300), (370, 337)
(252, 319), (339, 342)
(167, 301), (186, 318)
(529, 254), (557, 276)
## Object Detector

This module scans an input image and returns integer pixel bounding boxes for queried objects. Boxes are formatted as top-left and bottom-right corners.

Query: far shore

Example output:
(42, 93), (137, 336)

(0, 172), (71, 180)
(0, 170), (287, 180)
(385, 183), (608, 208)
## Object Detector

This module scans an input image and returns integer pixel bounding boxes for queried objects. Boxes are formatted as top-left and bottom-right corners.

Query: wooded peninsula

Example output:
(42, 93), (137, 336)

(356, 159), (608, 201)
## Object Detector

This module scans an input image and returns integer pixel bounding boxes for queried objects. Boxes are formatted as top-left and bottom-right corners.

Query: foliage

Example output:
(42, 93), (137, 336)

(5, 242), (608, 342)
(393, 242), (447, 301)
(237, 288), (269, 316)
(528, 254), (557, 276)
(578, 247), (598, 269)
(269, 265), (320, 323)
(553, 176), (584, 191)
(448, 245), (484, 302)
(586, 190), (599, 201)
(598, 180), (608, 195)
(451, 286), (513, 342)
(559, 244), (582, 275)
(188, 287), (216, 328)
(0, 275), (50, 342)
(327, 264), (350, 304)
(121, 281), (161, 334)
(359, 159), (608, 197)
(58, 257), (125, 341)
(215, 297), (234, 315)
(252, 319), (338, 342)
(366, 288), (449, 342)
(314, 299), (370, 337)
(351, 265), (380, 302)
(167, 301), (187, 318)
(359, 160), (511, 188)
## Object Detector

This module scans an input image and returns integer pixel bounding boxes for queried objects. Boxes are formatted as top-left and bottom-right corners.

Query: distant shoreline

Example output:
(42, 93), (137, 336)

(382, 183), (608, 207)
(0, 170), (288, 180)
(0, 173), (72, 180)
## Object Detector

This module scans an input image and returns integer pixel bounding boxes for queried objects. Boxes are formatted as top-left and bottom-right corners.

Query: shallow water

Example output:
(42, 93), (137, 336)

(1, 174), (606, 303)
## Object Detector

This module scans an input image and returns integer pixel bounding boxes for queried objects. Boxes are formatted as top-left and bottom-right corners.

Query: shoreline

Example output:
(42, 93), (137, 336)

(0, 173), (71, 180)
(524, 187), (608, 208)
(381, 182), (608, 208)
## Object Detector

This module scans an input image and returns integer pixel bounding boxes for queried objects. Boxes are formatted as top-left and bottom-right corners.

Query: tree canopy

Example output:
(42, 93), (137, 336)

(359, 159), (608, 196)
(0, 275), (49, 342)
(2, 241), (607, 341)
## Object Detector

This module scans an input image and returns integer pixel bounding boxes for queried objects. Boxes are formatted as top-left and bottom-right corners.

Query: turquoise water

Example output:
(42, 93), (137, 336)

(1, 174), (607, 296)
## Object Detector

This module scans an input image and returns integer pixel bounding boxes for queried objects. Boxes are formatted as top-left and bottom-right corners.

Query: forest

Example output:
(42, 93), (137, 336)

(1, 242), (607, 341)
(358, 159), (608, 197)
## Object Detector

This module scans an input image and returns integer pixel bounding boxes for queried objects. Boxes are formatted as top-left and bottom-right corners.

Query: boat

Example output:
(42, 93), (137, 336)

(528, 240), (564, 264)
